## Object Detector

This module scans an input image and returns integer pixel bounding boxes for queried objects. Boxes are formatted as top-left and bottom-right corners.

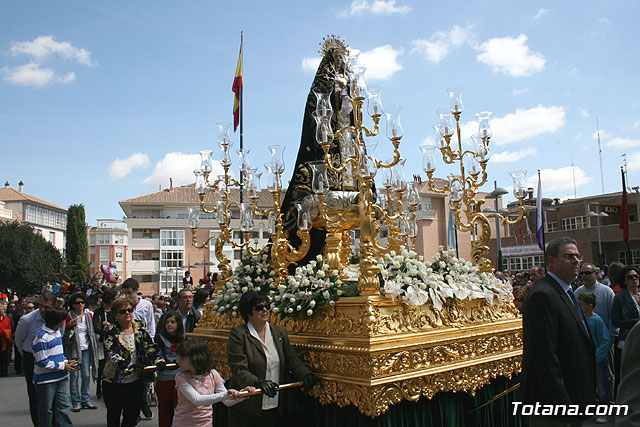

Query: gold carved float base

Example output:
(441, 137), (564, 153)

(192, 295), (522, 418)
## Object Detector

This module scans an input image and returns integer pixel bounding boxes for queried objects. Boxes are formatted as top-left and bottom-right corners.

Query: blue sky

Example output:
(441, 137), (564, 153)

(2, 1), (639, 224)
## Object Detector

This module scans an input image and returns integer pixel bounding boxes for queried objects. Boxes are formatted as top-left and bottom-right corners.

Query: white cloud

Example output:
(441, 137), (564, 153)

(512, 88), (529, 96)
(109, 153), (151, 180)
(533, 8), (551, 20)
(301, 44), (403, 80)
(605, 137), (640, 149)
(633, 120), (640, 129)
(358, 45), (403, 80)
(339, 0), (411, 17)
(301, 57), (322, 72)
(476, 34), (546, 77)
(579, 108), (590, 118)
(491, 147), (537, 163)
(526, 166), (592, 191)
(629, 152), (640, 171)
(10, 35), (96, 67)
(143, 152), (225, 188)
(470, 105), (566, 146)
(1, 63), (75, 87)
(411, 25), (475, 63)
(598, 18), (611, 25)
(592, 129), (640, 149)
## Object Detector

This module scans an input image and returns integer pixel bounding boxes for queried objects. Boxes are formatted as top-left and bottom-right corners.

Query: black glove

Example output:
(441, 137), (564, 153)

(302, 373), (317, 392)
(255, 380), (279, 398)
(156, 361), (167, 372)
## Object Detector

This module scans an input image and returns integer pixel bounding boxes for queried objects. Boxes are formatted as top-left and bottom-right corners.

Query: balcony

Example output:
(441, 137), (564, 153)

(416, 209), (436, 220)
(129, 260), (160, 273)
(129, 238), (160, 250)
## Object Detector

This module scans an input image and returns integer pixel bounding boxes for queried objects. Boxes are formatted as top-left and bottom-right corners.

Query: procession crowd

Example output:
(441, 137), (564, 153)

(0, 274), (317, 427)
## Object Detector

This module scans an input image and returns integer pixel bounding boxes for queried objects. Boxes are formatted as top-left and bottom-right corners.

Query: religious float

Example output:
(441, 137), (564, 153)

(188, 36), (529, 426)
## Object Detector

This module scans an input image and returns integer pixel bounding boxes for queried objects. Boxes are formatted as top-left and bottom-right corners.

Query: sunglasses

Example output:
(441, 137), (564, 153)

(116, 308), (134, 315)
(72, 301), (85, 305)
(252, 304), (270, 312)
(579, 271), (594, 276)
(626, 274), (640, 280)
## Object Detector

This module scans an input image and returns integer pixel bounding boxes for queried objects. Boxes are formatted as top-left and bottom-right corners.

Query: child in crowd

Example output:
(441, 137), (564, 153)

(172, 338), (253, 427)
(32, 307), (78, 427)
(154, 311), (185, 427)
(578, 292), (612, 424)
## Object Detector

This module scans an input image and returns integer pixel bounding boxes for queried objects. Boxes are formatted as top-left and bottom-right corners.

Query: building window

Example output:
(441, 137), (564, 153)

(506, 255), (544, 272)
(100, 247), (109, 264)
(98, 234), (110, 245)
(619, 250), (640, 266)
(160, 230), (184, 247)
(419, 198), (432, 211)
(115, 247), (123, 259)
(49, 232), (55, 243)
(546, 222), (558, 232)
(89, 234), (96, 245)
(160, 250), (184, 269)
(561, 216), (587, 231)
(114, 234), (126, 244)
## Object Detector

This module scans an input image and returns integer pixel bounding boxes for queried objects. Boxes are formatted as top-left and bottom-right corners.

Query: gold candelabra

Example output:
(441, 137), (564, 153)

(420, 87), (527, 272)
(189, 37), (421, 294)
(189, 126), (311, 286)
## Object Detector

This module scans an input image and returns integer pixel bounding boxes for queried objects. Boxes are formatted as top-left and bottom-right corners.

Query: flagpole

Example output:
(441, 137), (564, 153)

(538, 170), (546, 273)
(239, 32), (244, 252)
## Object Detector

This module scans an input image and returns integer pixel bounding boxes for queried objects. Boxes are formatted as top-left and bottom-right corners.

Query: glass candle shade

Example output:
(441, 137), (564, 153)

(463, 152), (481, 177)
(217, 200), (226, 225)
(312, 111), (334, 145)
(391, 158), (408, 191)
(188, 207), (200, 229)
(385, 104), (403, 139)
(509, 170), (528, 199)
(448, 175), (463, 202)
(216, 121), (231, 144)
(314, 90), (333, 118)
(447, 87), (463, 114)
(475, 111), (493, 138)
(366, 84), (384, 117)
(419, 144), (436, 173)
(268, 145), (285, 174)
(240, 203), (254, 231)
(308, 160), (330, 194)
(199, 150), (213, 174)
(295, 203), (312, 231)
(436, 109), (455, 138)
(194, 169), (206, 195)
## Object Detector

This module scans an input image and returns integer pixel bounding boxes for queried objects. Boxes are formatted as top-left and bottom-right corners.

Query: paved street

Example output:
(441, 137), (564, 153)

(0, 369), (619, 426)
(0, 370), (158, 427)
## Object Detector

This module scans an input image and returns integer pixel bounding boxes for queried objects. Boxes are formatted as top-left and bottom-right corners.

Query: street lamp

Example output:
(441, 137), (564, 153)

(588, 208), (608, 266)
(485, 182), (509, 272)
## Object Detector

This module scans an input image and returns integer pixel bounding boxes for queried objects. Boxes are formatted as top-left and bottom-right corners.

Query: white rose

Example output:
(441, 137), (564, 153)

(337, 290), (343, 296)
(307, 309), (313, 316)
(296, 305), (302, 311)
(272, 307), (280, 313)
(439, 261), (446, 268)
(310, 300), (316, 308)
(329, 300), (335, 306)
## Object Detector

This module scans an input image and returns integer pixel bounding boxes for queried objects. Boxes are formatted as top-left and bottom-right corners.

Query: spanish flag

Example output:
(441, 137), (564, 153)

(232, 41), (242, 132)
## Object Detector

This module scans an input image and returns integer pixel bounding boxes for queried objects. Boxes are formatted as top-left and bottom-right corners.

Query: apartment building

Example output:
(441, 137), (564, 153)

(119, 184), (273, 295)
(0, 181), (67, 252)
(88, 220), (129, 280)
(486, 189), (640, 272)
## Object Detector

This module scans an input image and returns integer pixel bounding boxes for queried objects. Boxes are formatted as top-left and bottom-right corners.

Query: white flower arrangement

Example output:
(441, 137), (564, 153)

(212, 252), (276, 317)
(379, 246), (512, 309)
(271, 254), (346, 319)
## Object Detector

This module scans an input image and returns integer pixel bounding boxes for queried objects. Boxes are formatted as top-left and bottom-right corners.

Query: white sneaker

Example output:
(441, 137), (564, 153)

(596, 416), (609, 424)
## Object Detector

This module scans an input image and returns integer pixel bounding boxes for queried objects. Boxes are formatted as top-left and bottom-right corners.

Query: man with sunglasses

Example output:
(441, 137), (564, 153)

(14, 291), (64, 427)
(575, 262), (616, 412)
(521, 237), (596, 426)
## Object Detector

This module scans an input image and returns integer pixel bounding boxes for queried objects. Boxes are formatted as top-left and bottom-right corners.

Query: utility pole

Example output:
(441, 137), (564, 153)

(596, 117), (605, 193)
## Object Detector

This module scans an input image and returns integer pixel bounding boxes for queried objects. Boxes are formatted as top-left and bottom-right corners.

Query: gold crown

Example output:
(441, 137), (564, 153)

(319, 34), (349, 57)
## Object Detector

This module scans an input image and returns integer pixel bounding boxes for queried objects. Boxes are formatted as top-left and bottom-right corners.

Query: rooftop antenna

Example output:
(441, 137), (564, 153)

(596, 117), (605, 193)
(571, 157), (577, 199)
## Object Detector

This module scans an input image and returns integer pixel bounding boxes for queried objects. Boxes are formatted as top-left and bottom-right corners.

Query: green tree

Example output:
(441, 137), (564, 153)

(0, 221), (65, 295)
(66, 204), (90, 284)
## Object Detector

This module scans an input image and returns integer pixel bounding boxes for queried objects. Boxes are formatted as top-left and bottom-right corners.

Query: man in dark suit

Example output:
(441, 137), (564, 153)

(522, 237), (596, 426)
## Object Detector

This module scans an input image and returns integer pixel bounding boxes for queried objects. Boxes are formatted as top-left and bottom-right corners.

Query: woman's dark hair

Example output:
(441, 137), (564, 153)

(157, 311), (184, 343)
(238, 290), (269, 322)
(176, 338), (214, 375)
(102, 289), (117, 305)
(69, 292), (85, 307)
(619, 266), (640, 289)
(112, 297), (134, 313)
(193, 288), (209, 309)
(608, 262), (625, 286)
(45, 307), (69, 328)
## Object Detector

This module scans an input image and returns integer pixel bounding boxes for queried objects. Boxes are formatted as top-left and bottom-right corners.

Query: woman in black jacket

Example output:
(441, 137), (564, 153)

(92, 289), (116, 399)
